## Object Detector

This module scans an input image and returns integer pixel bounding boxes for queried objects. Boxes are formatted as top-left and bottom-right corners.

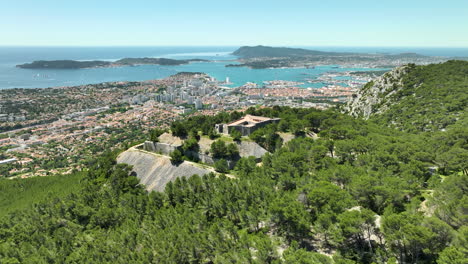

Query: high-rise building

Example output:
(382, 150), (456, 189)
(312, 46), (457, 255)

(187, 96), (194, 105)
(194, 99), (203, 110)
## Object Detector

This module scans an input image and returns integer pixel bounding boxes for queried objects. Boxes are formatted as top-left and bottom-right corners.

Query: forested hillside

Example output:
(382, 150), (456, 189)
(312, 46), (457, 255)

(345, 60), (468, 133)
(0, 172), (84, 218)
(0, 102), (466, 263)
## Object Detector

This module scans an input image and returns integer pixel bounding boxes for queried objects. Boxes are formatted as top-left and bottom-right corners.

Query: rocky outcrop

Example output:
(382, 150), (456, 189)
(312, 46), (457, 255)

(117, 149), (213, 192)
(344, 65), (410, 119)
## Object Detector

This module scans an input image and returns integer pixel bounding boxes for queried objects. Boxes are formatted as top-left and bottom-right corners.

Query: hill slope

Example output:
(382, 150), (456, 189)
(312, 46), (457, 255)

(232, 45), (350, 58)
(0, 173), (84, 217)
(345, 60), (468, 132)
(0, 106), (466, 263)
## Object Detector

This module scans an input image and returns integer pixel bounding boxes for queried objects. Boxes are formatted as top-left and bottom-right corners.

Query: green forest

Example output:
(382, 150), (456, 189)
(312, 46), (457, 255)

(367, 60), (468, 133)
(0, 61), (467, 263)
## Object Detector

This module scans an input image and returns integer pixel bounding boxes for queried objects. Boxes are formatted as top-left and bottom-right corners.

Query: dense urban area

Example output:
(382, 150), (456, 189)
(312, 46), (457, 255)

(0, 64), (382, 178)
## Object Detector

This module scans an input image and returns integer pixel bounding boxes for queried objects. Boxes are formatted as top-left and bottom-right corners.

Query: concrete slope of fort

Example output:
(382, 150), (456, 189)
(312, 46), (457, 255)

(117, 135), (270, 192)
(117, 148), (215, 192)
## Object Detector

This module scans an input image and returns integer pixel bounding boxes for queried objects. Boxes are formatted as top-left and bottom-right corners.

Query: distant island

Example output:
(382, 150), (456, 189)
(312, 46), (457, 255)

(17, 58), (209, 69)
(228, 45), (456, 69)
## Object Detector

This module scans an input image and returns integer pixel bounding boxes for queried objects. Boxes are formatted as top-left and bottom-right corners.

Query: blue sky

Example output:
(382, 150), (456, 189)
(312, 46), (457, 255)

(1, 0), (467, 47)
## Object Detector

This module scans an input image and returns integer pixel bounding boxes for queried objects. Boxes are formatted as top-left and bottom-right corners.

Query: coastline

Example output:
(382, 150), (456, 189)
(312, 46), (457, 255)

(2, 46), (467, 90)
(15, 58), (211, 70)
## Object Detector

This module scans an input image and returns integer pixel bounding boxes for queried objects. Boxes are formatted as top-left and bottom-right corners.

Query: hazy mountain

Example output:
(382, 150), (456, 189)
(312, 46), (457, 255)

(232, 45), (352, 58)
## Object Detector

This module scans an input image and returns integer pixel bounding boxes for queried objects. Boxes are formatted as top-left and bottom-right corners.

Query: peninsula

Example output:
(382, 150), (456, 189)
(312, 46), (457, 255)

(16, 58), (209, 69)
(228, 45), (461, 69)
(232, 45), (353, 58)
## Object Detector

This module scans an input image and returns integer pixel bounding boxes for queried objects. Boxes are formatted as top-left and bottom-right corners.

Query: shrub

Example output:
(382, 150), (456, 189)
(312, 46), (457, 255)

(214, 159), (229, 173)
(170, 149), (183, 164)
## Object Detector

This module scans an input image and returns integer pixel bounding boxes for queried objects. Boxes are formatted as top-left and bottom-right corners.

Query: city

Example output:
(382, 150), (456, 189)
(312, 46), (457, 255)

(0, 67), (384, 178)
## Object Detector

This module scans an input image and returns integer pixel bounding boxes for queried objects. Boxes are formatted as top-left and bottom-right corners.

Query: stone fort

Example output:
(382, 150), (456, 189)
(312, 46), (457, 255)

(215, 115), (280, 136)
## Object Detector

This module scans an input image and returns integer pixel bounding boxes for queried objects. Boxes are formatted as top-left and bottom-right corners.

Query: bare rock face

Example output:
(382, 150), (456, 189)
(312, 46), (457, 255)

(117, 149), (213, 192)
(344, 66), (410, 119)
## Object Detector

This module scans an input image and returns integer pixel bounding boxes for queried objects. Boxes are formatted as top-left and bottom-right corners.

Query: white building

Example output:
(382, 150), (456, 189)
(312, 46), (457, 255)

(194, 99), (203, 110)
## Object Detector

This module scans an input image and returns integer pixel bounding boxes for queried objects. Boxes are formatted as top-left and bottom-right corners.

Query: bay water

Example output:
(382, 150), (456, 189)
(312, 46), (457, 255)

(0, 46), (466, 89)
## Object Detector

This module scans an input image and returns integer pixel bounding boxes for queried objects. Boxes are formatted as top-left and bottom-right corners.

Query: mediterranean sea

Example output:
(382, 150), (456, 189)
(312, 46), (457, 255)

(1, 46), (467, 89)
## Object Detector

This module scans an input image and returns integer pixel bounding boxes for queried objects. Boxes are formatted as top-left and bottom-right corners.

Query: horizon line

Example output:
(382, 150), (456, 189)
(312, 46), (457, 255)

(1, 45), (468, 49)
